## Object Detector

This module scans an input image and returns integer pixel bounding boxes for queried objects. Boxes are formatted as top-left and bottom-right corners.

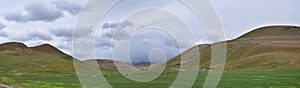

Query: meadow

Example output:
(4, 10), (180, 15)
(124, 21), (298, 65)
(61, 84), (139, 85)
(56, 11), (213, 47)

(1, 70), (299, 88)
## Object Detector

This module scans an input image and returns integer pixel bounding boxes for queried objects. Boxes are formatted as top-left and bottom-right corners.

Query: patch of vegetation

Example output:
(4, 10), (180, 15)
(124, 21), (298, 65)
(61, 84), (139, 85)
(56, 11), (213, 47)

(1, 70), (299, 88)
(1, 76), (17, 85)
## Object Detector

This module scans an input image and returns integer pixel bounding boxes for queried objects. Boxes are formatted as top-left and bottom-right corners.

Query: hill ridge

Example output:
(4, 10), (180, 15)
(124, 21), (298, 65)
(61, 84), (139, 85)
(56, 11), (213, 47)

(0, 25), (299, 71)
(167, 25), (300, 71)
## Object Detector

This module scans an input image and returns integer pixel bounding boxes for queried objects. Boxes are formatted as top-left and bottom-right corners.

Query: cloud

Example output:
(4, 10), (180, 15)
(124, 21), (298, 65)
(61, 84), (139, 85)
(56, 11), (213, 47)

(4, 2), (64, 22)
(74, 25), (93, 38)
(28, 30), (53, 41)
(102, 22), (119, 29)
(51, 26), (94, 41)
(0, 23), (6, 37)
(50, 27), (73, 38)
(125, 29), (181, 62)
(93, 21), (133, 49)
(164, 39), (195, 49)
(164, 39), (179, 49)
(101, 22), (117, 38)
(0, 23), (6, 30)
(56, 40), (72, 49)
(118, 20), (134, 29)
(0, 31), (7, 37)
(52, 1), (81, 15)
(142, 39), (151, 46)
(97, 21), (183, 62)
(100, 20), (133, 40)
(93, 22), (120, 49)
(113, 20), (134, 40)
(95, 37), (114, 48)
(8, 29), (52, 41)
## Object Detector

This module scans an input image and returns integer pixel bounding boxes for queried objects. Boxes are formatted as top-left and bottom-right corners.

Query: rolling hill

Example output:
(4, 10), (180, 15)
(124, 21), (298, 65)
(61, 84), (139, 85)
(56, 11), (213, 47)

(0, 26), (299, 73)
(167, 26), (300, 71)
(0, 25), (299, 88)
(0, 42), (75, 73)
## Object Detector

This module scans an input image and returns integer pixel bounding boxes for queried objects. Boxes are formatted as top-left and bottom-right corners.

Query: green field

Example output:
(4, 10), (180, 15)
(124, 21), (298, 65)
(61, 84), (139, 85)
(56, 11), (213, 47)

(1, 70), (299, 88)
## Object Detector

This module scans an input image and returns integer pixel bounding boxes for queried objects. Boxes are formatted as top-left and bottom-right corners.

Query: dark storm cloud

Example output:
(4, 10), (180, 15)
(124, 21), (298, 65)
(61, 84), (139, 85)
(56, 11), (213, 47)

(52, 1), (82, 15)
(4, 2), (64, 22)
(0, 23), (6, 30)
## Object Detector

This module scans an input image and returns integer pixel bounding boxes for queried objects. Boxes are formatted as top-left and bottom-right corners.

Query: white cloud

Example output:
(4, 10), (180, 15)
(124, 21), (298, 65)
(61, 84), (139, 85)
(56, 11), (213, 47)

(0, 23), (6, 30)
(50, 27), (73, 38)
(4, 2), (64, 22)
(0, 31), (7, 37)
(52, 1), (82, 15)
(8, 29), (52, 41)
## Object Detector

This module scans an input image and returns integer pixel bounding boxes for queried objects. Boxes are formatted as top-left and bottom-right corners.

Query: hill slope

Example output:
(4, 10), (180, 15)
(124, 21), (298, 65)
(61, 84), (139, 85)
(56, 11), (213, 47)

(0, 26), (299, 72)
(0, 42), (75, 73)
(167, 26), (300, 71)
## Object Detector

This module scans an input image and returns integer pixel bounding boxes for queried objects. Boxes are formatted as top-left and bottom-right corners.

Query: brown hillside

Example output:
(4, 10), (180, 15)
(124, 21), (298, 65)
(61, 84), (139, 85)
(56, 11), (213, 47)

(167, 26), (300, 71)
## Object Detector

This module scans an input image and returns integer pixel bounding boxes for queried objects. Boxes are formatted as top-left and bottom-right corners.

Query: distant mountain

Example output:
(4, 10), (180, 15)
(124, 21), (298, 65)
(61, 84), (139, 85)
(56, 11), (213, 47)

(167, 26), (300, 71)
(0, 42), (75, 73)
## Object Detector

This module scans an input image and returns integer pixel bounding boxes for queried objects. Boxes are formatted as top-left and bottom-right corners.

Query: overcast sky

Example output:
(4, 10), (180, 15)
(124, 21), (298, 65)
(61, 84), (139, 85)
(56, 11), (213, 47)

(0, 0), (299, 62)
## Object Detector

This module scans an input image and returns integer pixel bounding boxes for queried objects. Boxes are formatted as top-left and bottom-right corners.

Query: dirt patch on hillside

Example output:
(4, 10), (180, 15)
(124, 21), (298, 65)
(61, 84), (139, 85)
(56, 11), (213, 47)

(0, 82), (12, 88)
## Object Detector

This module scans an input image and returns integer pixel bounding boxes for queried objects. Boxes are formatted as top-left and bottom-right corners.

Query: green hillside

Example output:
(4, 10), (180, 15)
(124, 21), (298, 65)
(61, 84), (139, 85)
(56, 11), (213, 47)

(0, 42), (75, 73)
(167, 26), (300, 71)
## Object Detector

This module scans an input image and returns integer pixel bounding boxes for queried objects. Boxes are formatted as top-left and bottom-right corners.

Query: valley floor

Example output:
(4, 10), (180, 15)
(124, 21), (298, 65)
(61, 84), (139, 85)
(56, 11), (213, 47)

(0, 70), (299, 88)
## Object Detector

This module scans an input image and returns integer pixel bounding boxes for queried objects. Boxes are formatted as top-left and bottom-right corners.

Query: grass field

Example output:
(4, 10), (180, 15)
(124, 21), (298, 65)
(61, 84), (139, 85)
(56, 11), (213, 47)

(1, 70), (299, 88)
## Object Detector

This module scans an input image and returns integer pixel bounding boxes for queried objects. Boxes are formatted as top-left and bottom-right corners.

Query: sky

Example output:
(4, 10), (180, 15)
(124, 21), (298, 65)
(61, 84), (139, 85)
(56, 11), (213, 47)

(0, 0), (299, 62)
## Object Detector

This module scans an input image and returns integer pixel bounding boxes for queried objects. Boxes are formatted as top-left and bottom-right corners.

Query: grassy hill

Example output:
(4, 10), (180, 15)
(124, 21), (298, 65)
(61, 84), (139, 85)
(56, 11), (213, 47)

(0, 42), (75, 73)
(167, 26), (300, 71)
(0, 42), (126, 73)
